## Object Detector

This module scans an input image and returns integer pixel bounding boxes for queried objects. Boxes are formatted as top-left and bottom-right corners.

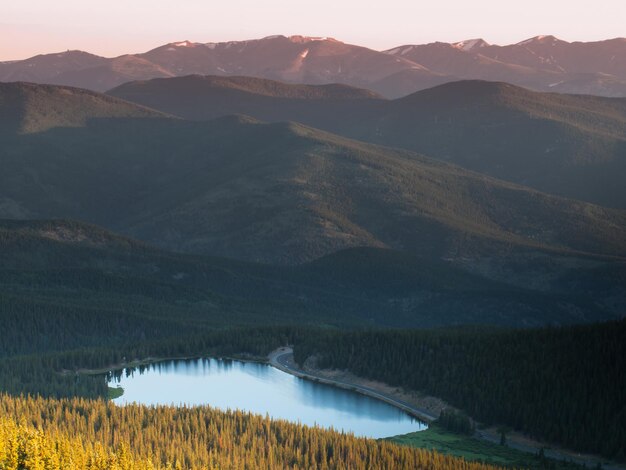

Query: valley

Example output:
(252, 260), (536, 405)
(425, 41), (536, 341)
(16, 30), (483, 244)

(1, 23), (625, 469)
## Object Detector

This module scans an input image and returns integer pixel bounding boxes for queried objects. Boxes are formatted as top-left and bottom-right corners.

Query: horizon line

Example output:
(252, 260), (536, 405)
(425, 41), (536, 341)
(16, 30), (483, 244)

(2, 33), (625, 62)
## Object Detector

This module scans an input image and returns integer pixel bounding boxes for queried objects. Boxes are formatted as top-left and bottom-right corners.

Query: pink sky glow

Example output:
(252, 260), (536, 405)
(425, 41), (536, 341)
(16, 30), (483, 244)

(1, 0), (624, 61)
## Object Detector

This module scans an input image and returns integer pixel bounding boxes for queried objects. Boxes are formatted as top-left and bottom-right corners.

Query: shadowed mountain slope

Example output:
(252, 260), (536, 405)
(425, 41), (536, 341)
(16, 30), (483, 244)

(3, 83), (626, 264)
(1, 83), (625, 328)
(109, 77), (626, 208)
(1, 219), (624, 344)
(0, 81), (166, 134)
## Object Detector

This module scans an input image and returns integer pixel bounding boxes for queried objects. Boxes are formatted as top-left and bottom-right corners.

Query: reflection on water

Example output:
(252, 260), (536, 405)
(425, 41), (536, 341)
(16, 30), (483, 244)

(108, 358), (426, 438)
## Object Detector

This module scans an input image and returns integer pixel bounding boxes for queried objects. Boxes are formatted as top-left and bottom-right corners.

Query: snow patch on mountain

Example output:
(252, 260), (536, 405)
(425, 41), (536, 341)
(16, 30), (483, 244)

(288, 36), (337, 44)
(173, 41), (195, 47)
(400, 46), (415, 55)
(517, 35), (561, 46)
(385, 45), (416, 56)
(453, 39), (489, 51)
(518, 37), (538, 46)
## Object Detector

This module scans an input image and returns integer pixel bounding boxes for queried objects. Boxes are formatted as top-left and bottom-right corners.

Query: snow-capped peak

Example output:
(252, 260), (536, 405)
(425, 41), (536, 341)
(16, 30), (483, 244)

(288, 35), (337, 44)
(452, 38), (489, 52)
(172, 40), (195, 48)
(517, 35), (560, 46)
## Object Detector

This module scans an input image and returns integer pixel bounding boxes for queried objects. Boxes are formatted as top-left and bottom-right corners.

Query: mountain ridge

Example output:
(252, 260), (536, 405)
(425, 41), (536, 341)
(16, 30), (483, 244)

(0, 81), (168, 134)
(2, 82), (626, 263)
(2, 218), (624, 330)
(108, 76), (626, 209)
(3, 35), (626, 97)
(2, 82), (625, 332)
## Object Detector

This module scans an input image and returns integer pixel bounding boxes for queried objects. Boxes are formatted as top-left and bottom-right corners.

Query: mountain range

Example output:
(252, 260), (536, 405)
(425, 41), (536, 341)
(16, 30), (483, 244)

(3, 81), (626, 263)
(108, 76), (626, 209)
(1, 80), (625, 327)
(384, 35), (626, 97)
(2, 35), (626, 98)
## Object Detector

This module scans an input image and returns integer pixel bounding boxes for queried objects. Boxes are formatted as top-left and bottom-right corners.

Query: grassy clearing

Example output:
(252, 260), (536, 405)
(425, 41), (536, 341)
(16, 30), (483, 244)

(387, 425), (584, 469)
(107, 386), (124, 400)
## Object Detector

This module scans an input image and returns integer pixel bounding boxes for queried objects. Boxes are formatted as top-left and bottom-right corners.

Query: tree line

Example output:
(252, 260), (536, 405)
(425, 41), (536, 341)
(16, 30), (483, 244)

(0, 326), (306, 398)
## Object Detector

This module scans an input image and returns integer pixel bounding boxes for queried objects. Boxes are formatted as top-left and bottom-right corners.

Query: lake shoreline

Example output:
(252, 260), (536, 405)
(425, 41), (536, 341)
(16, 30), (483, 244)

(91, 350), (435, 425)
(77, 349), (448, 431)
(268, 347), (436, 424)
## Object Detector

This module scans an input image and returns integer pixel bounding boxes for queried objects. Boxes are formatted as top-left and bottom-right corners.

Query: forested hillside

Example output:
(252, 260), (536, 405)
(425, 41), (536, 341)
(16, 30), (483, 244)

(3, 83), (626, 327)
(2, 218), (625, 355)
(0, 395), (504, 470)
(294, 320), (626, 459)
(110, 77), (626, 208)
(4, 85), (626, 264)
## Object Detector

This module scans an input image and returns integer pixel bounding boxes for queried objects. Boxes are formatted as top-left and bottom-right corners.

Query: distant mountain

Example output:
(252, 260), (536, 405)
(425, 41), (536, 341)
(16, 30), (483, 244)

(0, 51), (107, 83)
(49, 54), (176, 92)
(140, 36), (437, 87)
(108, 75), (386, 133)
(109, 76), (626, 209)
(488, 36), (626, 78)
(385, 36), (626, 97)
(111, 74), (382, 104)
(0, 82), (165, 134)
(0, 36), (447, 96)
(4, 35), (625, 98)
(383, 41), (552, 97)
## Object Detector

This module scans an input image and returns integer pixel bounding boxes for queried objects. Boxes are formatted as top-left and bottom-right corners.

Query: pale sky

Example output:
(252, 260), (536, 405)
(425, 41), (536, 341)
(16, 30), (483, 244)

(1, 0), (624, 61)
